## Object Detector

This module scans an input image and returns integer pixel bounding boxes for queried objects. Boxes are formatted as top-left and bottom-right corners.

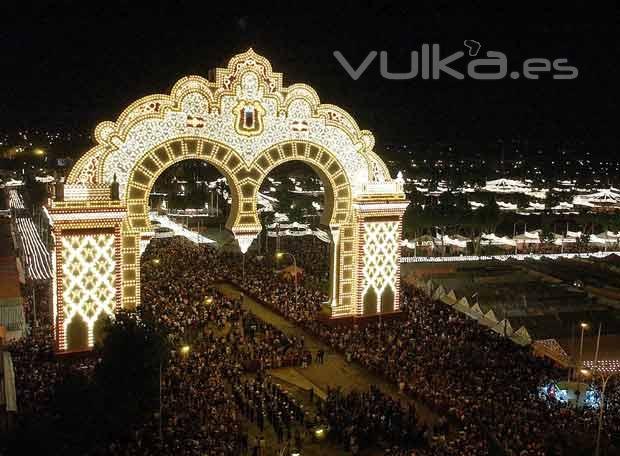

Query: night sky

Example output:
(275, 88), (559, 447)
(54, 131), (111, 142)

(0, 2), (618, 155)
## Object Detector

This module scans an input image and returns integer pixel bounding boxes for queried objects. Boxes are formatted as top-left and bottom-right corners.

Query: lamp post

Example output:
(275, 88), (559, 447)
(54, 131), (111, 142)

(276, 251), (298, 309)
(595, 371), (616, 456)
(582, 368), (617, 456)
(578, 322), (588, 379)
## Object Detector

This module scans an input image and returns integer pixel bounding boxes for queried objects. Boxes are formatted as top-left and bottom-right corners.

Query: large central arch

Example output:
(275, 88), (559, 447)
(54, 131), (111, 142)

(49, 50), (408, 351)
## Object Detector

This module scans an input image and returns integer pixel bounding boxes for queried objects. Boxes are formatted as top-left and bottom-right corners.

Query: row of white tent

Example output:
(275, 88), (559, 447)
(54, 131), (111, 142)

(415, 278), (532, 346)
(403, 230), (620, 249)
(401, 250), (620, 263)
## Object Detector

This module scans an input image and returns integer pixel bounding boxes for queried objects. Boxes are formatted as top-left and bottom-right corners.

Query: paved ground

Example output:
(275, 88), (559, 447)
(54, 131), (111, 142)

(216, 283), (437, 426)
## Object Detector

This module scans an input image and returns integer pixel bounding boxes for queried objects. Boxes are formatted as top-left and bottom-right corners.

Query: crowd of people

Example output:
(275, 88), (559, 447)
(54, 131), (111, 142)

(233, 375), (307, 449)
(4, 234), (620, 455)
(219, 237), (620, 455)
(321, 386), (423, 454)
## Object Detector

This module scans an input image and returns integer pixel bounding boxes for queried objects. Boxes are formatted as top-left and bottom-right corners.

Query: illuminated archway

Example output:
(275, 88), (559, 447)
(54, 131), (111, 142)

(49, 49), (407, 351)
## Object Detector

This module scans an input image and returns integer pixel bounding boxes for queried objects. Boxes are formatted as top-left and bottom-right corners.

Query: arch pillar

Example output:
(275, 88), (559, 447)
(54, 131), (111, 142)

(48, 200), (126, 351)
(350, 198), (409, 316)
(328, 225), (340, 310)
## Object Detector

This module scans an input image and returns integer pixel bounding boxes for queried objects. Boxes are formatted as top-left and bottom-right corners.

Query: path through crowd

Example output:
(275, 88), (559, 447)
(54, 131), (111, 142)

(216, 282), (437, 426)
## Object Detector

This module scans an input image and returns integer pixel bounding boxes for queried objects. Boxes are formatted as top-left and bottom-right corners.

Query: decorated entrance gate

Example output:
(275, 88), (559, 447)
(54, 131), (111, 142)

(49, 50), (407, 351)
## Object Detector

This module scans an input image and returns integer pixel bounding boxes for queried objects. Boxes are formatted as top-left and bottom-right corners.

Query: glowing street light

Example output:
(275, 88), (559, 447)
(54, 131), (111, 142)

(33, 148), (45, 156)
(153, 258), (160, 265)
(578, 322), (589, 378)
(180, 345), (190, 356)
(313, 426), (326, 440)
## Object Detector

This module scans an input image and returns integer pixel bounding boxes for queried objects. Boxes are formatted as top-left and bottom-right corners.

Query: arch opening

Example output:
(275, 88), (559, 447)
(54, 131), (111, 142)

(146, 157), (233, 246)
(124, 138), (244, 235)
(257, 160), (331, 294)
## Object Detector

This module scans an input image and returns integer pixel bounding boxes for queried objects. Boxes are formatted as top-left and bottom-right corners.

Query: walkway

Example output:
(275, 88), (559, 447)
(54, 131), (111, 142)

(215, 283), (437, 425)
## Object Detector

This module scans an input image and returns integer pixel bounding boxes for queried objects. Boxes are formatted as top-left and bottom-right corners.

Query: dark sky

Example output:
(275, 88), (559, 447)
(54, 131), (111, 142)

(0, 2), (618, 154)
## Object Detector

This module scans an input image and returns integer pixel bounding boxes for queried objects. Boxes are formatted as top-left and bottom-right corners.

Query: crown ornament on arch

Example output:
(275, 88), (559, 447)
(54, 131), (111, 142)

(67, 48), (391, 191)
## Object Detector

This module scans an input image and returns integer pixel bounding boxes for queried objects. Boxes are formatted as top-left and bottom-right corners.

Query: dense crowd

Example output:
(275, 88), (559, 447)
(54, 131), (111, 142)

(233, 375), (307, 448)
(5, 234), (620, 455)
(220, 237), (620, 455)
(265, 236), (330, 285)
(321, 386), (422, 453)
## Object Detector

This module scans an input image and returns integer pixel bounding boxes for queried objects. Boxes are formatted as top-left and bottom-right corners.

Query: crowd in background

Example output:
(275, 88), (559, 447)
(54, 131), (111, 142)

(5, 235), (620, 455)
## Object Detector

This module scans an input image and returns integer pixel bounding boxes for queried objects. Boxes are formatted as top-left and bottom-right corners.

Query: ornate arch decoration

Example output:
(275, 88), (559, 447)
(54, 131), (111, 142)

(64, 48), (398, 209)
(50, 49), (408, 351)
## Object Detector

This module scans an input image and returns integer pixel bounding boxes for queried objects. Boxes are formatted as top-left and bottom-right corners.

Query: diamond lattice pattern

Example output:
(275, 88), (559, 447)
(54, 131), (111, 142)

(62, 234), (116, 347)
(363, 221), (398, 312)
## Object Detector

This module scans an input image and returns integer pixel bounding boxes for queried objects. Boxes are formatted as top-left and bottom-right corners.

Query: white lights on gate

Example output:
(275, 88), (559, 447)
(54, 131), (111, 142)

(61, 234), (116, 349)
(48, 50), (408, 351)
(363, 221), (399, 313)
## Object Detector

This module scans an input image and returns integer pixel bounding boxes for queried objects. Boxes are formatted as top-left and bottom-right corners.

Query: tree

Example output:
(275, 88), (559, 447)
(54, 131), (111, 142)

(4, 311), (167, 456)
(287, 203), (304, 223)
(576, 233), (591, 252)
(545, 190), (562, 210)
(515, 193), (530, 210)
(273, 178), (294, 214)
(466, 197), (502, 255)
(539, 225), (556, 251)
(94, 310), (167, 443)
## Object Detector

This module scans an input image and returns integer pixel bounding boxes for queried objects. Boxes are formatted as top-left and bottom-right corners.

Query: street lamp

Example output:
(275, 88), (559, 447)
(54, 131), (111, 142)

(180, 345), (190, 356)
(33, 148), (45, 157)
(276, 251), (298, 309)
(153, 258), (160, 265)
(581, 368), (617, 456)
(578, 322), (589, 379)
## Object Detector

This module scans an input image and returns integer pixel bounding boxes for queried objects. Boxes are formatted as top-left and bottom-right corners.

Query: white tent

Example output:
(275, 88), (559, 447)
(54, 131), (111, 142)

(514, 230), (541, 244)
(482, 233), (516, 247)
(483, 309), (498, 324)
(433, 285), (446, 300)
(492, 319), (514, 336)
(467, 303), (485, 319)
(441, 290), (458, 305)
(453, 296), (469, 311)
(574, 189), (620, 208)
(512, 326), (532, 345)
(484, 178), (530, 194)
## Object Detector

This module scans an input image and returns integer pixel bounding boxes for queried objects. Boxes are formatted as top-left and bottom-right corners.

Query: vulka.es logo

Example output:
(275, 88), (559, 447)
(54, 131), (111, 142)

(334, 42), (578, 81)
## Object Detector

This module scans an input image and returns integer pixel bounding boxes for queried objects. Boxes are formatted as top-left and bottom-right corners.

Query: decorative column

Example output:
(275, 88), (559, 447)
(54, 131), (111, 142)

(49, 201), (126, 352)
(352, 199), (409, 316)
(328, 225), (341, 310)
